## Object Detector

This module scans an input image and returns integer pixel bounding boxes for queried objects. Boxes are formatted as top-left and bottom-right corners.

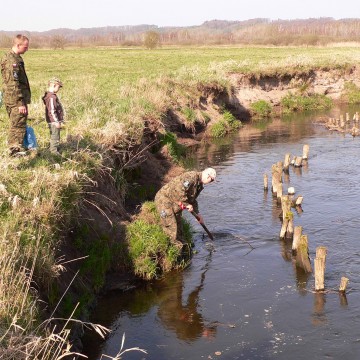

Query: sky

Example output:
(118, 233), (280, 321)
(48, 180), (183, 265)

(1, 0), (359, 32)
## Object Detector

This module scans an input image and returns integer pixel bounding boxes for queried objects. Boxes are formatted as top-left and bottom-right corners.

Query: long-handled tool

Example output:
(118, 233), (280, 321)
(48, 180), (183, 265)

(179, 202), (214, 240)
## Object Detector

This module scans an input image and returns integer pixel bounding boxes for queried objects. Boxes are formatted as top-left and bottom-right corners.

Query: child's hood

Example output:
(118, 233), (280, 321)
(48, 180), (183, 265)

(42, 91), (55, 104)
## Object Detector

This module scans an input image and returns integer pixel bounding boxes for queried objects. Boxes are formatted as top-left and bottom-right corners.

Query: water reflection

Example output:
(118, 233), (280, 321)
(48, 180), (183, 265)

(294, 265), (311, 294)
(157, 252), (218, 342)
(339, 293), (348, 308)
(312, 293), (327, 326)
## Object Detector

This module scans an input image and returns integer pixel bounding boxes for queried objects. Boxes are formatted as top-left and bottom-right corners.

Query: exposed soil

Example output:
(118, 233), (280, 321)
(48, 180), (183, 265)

(228, 66), (360, 118)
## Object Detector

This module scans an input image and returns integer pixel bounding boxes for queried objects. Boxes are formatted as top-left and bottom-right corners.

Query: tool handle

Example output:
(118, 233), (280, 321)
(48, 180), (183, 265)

(179, 202), (214, 240)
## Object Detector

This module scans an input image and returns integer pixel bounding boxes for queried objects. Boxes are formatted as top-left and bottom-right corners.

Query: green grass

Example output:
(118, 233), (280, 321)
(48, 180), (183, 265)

(281, 93), (333, 113)
(210, 110), (242, 137)
(159, 131), (186, 163)
(126, 201), (192, 279)
(250, 100), (273, 118)
(18, 46), (360, 96)
(342, 81), (360, 104)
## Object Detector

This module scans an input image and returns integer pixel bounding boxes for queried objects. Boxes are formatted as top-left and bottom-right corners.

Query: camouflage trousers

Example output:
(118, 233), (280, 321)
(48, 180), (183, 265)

(5, 105), (27, 151)
(154, 193), (183, 245)
(48, 123), (61, 153)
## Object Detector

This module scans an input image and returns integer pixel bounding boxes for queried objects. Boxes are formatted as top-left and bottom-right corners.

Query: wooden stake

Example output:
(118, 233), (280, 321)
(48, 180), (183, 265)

(302, 144), (309, 160)
(294, 156), (303, 167)
(280, 218), (289, 240)
(314, 246), (327, 291)
(281, 195), (291, 220)
(287, 216), (294, 240)
(283, 153), (291, 172)
(339, 277), (349, 293)
(290, 195), (303, 207)
(271, 163), (282, 195)
(295, 235), (312, 273)
(340, 114), (345, 128)
(315, 258), (325, 291)
(295, 195), (303, 206)
(263, 173), (268, 190)
(292, 226), (302, 255)
(277, 183), (283, 203)
(280, 195), (293, 240)
(316, 246), (327, 261)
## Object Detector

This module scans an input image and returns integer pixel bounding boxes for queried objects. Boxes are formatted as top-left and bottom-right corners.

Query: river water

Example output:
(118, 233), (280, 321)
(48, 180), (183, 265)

(83, 106), (360, 360)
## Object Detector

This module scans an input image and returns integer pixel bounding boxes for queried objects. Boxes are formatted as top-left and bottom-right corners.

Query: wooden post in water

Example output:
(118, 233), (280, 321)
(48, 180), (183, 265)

(351, 126), (359, 137)
(315, 246), (327, 291)
(291, 195), (303, 207)
(283, 153), (291, 173)
(302, 144), (309, 160)
(271, 164), (278, 194)
(294, 156), (303, 167)
(292, 226), (302, 255)
(339, 277), (349, 293)
(271, 163), (282, 195)
(263, 173), (268, 190)
(281, 195), (291, 220)
(340, 114), (345, 129)
(277, 183), (283, 204)
(280, 195), (294, 240)
(295, 235), (312, 273)
(355, 112), (359, 122)
(326, 117), (335, 128)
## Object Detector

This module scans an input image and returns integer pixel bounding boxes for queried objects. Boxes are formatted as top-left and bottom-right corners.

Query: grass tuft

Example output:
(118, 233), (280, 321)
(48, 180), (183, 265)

(126, 201), (192, 279)
(210, 110), (241, 137)
(250, 100), (273, 119)
(342, 81), (360, 104)
(159, 131), (186, 163)
(281, 93), (332, 113)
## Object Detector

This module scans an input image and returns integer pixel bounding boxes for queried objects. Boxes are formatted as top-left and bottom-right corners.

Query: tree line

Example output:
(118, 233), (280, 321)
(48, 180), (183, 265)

(1, 18), (360, 49)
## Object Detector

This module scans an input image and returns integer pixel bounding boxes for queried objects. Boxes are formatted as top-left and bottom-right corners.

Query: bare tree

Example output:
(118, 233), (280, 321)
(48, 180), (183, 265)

(144, 31), (160, 49)
(0, 35), (12, 48)
(50, 35), (66, 49)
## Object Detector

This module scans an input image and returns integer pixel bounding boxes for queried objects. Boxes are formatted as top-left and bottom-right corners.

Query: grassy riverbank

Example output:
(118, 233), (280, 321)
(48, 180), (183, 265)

(1, 45), (360, 357)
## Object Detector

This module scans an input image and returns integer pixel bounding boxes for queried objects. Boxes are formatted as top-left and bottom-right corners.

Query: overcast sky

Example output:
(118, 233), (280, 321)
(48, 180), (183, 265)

(1, 0), (359, 32)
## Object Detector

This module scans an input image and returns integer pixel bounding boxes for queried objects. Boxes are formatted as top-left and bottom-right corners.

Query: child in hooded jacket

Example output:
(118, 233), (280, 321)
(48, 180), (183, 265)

(42, 77), (64, 154)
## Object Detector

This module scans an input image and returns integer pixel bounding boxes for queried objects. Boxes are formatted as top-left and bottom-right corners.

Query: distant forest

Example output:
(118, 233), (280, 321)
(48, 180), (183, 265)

(1, 18), (360, 48)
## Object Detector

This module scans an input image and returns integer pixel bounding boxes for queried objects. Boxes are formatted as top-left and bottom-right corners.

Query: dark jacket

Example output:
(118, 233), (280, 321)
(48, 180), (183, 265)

(0, 50), (31, 107)
(42, 91), (64, 123)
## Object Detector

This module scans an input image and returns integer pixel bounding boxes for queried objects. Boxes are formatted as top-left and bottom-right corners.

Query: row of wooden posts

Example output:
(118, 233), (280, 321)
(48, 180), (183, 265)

(323, 112), (360, 137)
(264, 144), (349, 293)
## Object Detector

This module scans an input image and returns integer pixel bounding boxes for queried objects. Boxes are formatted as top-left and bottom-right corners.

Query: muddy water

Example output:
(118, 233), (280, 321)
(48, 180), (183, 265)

(83, 107), (360, 360)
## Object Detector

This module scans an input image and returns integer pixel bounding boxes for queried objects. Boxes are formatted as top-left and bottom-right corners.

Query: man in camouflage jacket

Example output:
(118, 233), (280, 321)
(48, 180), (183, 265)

(154, 168), (216, 248)
(1, 34), (31, 156)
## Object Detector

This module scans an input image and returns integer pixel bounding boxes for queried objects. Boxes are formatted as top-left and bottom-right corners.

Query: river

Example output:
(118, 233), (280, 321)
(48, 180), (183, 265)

(83, 106), (360, 360)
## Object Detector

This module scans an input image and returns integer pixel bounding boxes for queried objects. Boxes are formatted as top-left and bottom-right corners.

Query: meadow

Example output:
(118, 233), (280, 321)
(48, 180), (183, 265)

(21, 45), (360, 95)
(1, 45), (360, 358)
